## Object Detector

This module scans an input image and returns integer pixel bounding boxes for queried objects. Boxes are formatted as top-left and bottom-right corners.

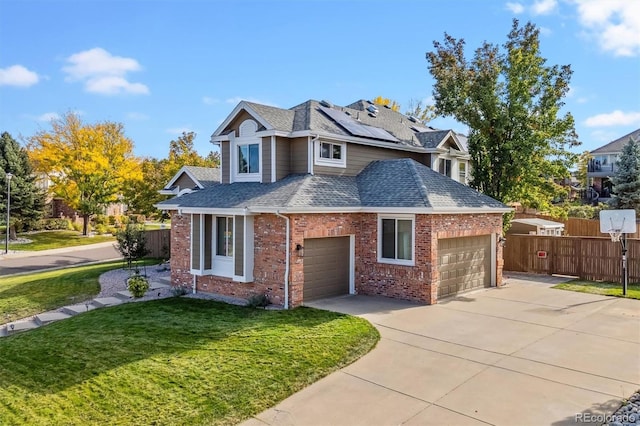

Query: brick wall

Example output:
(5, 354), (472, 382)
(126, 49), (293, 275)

(169, 211), (504, 308)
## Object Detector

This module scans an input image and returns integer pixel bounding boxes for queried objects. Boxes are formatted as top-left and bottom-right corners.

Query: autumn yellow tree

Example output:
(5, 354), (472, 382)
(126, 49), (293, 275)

(372, 96), (401, 112)
(28, 112), (142, 235)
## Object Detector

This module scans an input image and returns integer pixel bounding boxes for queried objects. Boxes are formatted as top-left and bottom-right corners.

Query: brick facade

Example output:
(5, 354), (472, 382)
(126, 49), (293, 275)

(170, 211), (504, 308)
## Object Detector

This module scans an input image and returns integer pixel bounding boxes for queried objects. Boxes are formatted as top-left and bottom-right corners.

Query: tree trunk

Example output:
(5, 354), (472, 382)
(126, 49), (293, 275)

(9, 225), (17, 241)
(82, 215), (90, 236)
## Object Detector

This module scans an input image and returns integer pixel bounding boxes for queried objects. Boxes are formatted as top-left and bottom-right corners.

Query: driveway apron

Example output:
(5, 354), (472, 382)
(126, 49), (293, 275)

(243, 273), (640, 426)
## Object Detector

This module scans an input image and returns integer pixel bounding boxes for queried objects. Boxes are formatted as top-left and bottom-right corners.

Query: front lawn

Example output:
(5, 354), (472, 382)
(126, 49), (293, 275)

(553, 279), (640, 300)
(7, 230), (115, 251)
(0, 298), (379, 425)
(0, 261), (126, 322)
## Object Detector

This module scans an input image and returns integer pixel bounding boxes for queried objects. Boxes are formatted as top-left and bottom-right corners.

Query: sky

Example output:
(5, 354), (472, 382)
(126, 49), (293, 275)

(1, 0), (639, 159)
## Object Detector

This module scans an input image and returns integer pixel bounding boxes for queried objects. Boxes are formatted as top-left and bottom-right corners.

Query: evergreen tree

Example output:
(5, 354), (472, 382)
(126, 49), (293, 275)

(610, 137), (640, 213)
(0, 132), (45, 238)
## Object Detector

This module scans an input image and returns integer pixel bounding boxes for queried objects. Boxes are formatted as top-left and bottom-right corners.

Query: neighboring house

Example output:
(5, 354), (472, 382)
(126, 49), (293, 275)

(157, 99), (510, 308)
(507, 218), (564, 236)
(587, 128), (640, 202)
(159, 165), (220, 197)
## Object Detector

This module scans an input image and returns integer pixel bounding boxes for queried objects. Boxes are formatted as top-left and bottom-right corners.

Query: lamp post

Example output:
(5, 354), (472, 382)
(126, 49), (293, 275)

(5, 172), (12, 255)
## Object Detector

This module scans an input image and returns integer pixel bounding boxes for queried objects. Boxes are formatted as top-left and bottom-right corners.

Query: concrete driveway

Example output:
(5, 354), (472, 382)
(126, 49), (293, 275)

(243, 273), (640, 426)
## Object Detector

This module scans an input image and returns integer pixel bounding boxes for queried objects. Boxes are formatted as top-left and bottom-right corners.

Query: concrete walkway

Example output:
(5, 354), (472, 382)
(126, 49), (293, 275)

(0, 277), (171, 337)
(243, 273), (640, 426)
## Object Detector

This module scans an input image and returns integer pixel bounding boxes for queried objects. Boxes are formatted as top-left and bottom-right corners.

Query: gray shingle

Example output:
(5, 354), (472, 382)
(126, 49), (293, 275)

(183, 166), (220, 187)
(160, 159), (507, 211)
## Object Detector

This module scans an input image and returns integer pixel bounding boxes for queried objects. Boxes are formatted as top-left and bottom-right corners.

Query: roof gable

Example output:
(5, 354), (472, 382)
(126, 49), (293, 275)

(591, 128), (640, 154)
(212, 101), (278, 137)
(163, 165), (220, 190)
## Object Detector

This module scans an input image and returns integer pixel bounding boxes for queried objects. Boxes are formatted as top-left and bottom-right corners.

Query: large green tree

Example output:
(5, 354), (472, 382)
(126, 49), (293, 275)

(610, 137), (640, 213)
(28, 113), (142, 235)
(0, 132), (45, 238)
(426, 19), (578, 214)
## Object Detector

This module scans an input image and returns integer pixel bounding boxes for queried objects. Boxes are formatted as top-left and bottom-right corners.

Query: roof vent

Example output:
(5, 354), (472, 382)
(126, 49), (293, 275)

(408, 116), (419, 123)
(366, 105), (379, 115)
(344, 110), (351, 116)
(319, 100), (333, 108)
(383, 104), (391, 109)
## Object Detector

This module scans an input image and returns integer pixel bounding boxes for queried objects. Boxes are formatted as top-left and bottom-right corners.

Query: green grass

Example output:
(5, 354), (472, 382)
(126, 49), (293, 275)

(0, 299), (379, 425)
(0, 260), (128, 322)
(553, 279), (640, 300)
(8, 230), (115, 251)
(144, 222), (171, 230)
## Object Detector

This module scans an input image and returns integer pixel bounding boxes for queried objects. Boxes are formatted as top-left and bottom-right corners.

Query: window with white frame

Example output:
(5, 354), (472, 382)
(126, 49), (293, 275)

(459, 162), (467, 183)
(232, 119), (261, 182)
(315, 140), (346, 168)
(378, 215), (414, 265)
(216, 216), (233, 257)
(237, 143), (260, 174)
(439, 158), (452, 178)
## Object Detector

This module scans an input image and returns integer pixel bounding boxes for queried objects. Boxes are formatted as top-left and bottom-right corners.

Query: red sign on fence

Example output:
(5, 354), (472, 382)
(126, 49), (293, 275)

(537, 251), (548, 259)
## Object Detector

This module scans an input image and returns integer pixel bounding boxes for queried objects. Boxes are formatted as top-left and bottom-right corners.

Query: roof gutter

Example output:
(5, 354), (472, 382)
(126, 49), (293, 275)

(274, 211), (290, 309)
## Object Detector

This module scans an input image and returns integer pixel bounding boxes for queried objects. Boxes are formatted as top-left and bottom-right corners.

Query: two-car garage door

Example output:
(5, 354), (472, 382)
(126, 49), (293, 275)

(303, 237), (350, 302)
(438, 235), (492, 298)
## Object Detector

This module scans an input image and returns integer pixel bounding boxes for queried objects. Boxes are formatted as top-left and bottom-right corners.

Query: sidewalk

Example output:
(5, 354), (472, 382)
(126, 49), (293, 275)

(0, 241), (117, 260)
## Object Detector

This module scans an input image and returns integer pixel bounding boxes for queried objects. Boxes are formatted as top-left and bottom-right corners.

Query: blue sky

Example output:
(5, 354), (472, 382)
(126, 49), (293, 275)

(1, 0), (639, 158)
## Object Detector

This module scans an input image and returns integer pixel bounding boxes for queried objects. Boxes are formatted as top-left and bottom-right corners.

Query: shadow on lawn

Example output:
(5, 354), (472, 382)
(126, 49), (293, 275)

(0, 298), (346, 394)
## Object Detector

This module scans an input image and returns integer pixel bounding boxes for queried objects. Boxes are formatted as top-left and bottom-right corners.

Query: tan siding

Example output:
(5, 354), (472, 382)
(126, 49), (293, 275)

(290, 137), (309, 174)
(221, 141), (230, 184)
(262, 137), (272, 183)
(276, 137), (291, 180)
(234, 216), (244, 276)
(174, 173), (197, 191)
(223, 110), (259, 135)
(191, 214), (201, 270)
(314, 143), (427, 176)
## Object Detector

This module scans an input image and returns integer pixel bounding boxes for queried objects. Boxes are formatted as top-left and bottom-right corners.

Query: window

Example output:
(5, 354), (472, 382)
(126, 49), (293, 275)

(439, 159), (452, 177)
(216, 216), (233, 257)
(238, 143), (259, 174)
(315, 140), (346, 168)
(459, 162), (467, 183)
(379, 216), (414, 265)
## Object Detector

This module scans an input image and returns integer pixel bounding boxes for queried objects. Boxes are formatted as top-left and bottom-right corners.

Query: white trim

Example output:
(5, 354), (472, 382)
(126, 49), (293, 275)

(377, 214), (416, 267)
(231, 136), (262, 183)
(314, 140), (347, 168)
(271, 136), (276, 183)
(308, 136), (314, 174)
(163, 166), (205, 191)
(211, 102), (274, 137)
(172, 206), (512, 215)
(349, 235), (355, 294)
(491, 233), (497, 287)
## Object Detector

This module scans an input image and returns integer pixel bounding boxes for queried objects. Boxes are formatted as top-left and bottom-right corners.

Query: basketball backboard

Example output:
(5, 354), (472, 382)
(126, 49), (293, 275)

(599, 209), (637, 233)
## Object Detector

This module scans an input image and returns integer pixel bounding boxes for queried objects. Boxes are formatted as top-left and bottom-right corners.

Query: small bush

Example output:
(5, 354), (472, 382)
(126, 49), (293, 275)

(72, 222), (82, 232)
(127, 274), (149, 298)
(171, 286), (189, 297)
(93, 214), (109, 226)
(247, 293), (270, 308)
(94, 224), (108, 235)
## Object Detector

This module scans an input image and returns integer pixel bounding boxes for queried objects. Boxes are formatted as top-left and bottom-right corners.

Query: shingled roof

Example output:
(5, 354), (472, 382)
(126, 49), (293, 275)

(183, 166), (220, 188)
(591, 128), (640, 154)
(158, 159), (507, 213)
(217, 99), (465, 153)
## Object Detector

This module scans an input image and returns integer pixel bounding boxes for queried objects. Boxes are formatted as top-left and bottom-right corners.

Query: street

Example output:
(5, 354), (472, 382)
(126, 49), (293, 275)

(0, 242), (121, 276)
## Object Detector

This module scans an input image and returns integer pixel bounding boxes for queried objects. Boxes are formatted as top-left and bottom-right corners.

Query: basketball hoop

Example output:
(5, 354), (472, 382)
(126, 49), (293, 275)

(599, 209), (637, 297)
(608, 229), (622, 242)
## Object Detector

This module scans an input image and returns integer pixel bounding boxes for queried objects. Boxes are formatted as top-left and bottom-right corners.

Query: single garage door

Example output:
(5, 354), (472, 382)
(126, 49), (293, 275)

(304, 236), (350, 301)
(438, 235), (492, 298)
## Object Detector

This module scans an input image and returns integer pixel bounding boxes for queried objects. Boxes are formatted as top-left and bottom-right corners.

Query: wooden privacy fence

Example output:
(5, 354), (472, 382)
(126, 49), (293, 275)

(504, 234), (640, 283)
(514, 214), (640, 239)
(144, 229), (171, 259)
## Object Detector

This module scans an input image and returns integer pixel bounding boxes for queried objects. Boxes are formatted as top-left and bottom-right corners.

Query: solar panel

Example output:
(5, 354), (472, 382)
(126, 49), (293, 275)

(319, 106), (398, 143)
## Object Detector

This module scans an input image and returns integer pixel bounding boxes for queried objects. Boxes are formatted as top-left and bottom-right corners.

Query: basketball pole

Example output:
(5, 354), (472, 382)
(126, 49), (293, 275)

(621, 233), (628, 296)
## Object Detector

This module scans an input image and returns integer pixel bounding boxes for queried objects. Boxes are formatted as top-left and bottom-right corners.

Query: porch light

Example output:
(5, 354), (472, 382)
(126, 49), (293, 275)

(296, 243), (304, 257)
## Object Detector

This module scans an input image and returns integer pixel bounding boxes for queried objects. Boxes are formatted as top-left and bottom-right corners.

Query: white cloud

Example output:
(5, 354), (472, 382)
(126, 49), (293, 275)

(570, 0), (640, 57)
(0, 65), (39, 87)
(584, 110), (640, 127)
(127, 112), (149, 120)
(532, 0), (557, 15)
(62, 47), (149, 95)
(166, 127), (193, 135)
(505, 2), (525, 13)
(37, 112), (60, 122)
(202, 96), (219, 105)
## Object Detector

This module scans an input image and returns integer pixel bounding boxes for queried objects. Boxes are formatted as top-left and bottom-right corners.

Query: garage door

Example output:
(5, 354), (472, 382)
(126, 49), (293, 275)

(438, 235), (492, 298)
(304, 237), (350, 301)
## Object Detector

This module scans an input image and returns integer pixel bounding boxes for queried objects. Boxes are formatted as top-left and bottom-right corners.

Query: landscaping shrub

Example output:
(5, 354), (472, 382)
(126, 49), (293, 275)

(72, 222), (82, 232)
(127, 274), (149, 298)
(94, 224), (108, 235)
(247, 293), (270, 308)
(93, 214), (109, 226)
(171, 286), (189, 297)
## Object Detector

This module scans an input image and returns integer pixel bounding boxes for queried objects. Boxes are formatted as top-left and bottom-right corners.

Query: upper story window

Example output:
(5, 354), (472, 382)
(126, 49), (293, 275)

(232, 120), (261, 182)
(315, 140), (346, 168)
(378, 215), (415, 266)
(439, 158), (452, 178)
(459, 162), (467, 183)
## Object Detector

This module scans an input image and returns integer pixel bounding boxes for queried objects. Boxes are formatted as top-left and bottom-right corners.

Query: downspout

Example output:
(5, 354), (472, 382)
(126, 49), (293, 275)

(275, 211), (290, 309)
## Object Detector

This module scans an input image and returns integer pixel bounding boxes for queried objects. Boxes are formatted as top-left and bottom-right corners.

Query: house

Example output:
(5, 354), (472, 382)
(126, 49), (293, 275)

(157, 99), (510, 308)
(587, 128), (640, 202)
(159, 165), (220, 197)
(507, 218), (565, 236)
